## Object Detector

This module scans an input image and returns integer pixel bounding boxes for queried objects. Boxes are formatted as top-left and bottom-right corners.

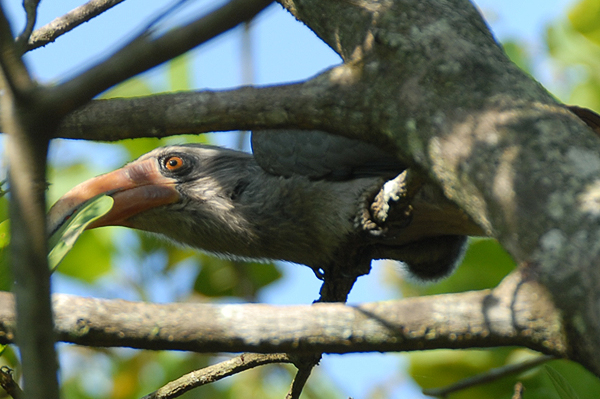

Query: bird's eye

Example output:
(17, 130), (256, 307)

(164, 156), (184, 171)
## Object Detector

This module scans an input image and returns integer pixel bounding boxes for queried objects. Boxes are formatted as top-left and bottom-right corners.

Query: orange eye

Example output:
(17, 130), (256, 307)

(164, 156), (184, 171)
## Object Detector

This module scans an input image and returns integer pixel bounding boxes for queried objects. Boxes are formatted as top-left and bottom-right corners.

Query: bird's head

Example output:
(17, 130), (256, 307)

(47, 144), (255, 241)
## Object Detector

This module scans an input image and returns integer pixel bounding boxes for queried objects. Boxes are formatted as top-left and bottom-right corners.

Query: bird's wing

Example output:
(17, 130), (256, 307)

(251, 130), (406, 180)
(568, 105), (600, 137)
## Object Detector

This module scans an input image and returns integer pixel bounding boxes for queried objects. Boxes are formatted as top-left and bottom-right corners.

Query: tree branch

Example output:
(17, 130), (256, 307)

(0, 5), (35, 98)
(0, 271), (566, 358)
(286, 361), (316, 399)
(422, 355), (555, 397)
(0, 5), (58, 399)
(27, 0), (126, 51)
(0, 366), (23, 399)
(39, 0), (274, 118)
(15, 0), (41, 53)
(141, 353), (291, 399)
(275, 0), (600, 376)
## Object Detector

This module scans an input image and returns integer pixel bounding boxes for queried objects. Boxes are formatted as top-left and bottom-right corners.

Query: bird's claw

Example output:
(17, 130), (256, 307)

(358, 170), (417, 236)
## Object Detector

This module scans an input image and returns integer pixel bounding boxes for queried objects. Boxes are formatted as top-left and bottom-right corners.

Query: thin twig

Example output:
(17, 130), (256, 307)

(137, 0), (190, 35)
(286, 355), (320, 399)
(422, 355), (555, 397)
(27, 0), (126, 51)
(41, 0), (274, 118)
(141, 353), (291, 399)
(0, 179), (8, 198)
(0, 5), (35, 99)
(15, 0), (41, 53)
(512, 382), (524, 399)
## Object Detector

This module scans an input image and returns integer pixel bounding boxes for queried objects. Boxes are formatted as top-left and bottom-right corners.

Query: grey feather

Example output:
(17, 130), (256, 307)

(251, 130), (406, 180)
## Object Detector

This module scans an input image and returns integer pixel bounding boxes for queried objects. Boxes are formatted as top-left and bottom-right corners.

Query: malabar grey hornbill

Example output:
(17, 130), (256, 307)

(48, 130), (469, 280)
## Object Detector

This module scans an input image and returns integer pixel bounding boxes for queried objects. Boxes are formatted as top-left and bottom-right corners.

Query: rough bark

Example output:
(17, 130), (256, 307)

(0, 271), (566, 357)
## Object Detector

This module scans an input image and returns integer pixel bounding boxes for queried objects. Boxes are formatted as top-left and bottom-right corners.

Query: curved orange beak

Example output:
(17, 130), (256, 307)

(48, 158), (181, 236)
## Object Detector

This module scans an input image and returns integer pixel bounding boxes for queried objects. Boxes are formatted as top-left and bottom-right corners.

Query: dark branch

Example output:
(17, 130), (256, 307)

(422, 355), (555, 397)
(0, 5), (59, 399)
(0, 366), (24, 399)
(54, 85), (317, 141)
(286, 361), (316, 399)
(0, 5), (35, 98)
(27, 0), (126, 51)
(15, 0), (41, 53)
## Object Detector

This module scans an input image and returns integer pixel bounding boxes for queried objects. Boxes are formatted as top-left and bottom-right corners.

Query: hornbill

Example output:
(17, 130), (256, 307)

(48, 130), (470, 280)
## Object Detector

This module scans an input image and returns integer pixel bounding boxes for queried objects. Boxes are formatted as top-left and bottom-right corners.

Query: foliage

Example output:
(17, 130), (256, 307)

(0, 182), (8, 291)
(47, 195), (114, 272)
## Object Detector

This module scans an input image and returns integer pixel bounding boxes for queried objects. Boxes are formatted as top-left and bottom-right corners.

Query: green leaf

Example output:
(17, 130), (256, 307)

(0, 196), (8, 225)
(55, 229), (114, 283)
(546, 366), (581, 399)
(0, 219), (11, 291)
(47, 195), (114, 272)
(0, 189), (114, 288)
(0, 219), (9, 249)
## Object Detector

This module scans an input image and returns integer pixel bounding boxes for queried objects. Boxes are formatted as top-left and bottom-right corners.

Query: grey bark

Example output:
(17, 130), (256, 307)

(0, 271), (565, 356)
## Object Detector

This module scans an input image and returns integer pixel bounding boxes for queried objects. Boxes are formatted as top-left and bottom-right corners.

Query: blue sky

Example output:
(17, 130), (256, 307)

(0, 1), (578, 398)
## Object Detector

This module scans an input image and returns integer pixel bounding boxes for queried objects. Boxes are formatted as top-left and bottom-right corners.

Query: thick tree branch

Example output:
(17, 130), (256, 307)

(0, 271), (566, 358)
(0, 5), (59, 399)
(275, 0), (600, 376)
(52, 69), (396, 148)
(54, 85), (322, 141)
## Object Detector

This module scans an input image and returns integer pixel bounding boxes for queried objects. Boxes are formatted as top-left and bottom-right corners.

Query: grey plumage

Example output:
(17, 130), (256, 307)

(251, 130), (406, 179)
(48, 130), (468, 281)
(127, 144), (384, 272)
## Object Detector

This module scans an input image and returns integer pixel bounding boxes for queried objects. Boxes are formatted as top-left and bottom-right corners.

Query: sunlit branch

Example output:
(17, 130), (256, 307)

(0, 272), (567, 357)
(27, 0), (126, 51)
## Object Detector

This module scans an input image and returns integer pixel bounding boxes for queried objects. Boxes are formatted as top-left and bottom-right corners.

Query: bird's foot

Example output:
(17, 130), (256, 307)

(359, 170), (421, 236)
